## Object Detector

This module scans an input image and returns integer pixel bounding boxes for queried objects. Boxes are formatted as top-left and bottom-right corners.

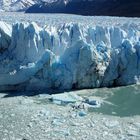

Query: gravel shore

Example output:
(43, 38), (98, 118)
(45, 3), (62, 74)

(0, 88), (140, 140)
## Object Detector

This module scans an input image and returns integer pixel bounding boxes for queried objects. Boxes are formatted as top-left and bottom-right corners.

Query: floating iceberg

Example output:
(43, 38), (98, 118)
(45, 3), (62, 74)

(50, 92), (83, 105)
(0, 21), (140, 91)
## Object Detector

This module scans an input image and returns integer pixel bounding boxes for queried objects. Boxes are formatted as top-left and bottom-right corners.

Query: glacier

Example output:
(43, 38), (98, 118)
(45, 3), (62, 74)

(0, 21), (140, 91)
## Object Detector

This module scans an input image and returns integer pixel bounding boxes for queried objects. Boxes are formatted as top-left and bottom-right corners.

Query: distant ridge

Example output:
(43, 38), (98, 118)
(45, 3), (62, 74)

(26, 0), (140, 17)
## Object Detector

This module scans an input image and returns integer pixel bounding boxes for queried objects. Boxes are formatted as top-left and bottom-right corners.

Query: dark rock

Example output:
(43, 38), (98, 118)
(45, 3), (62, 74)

(26, 0), (140, 17)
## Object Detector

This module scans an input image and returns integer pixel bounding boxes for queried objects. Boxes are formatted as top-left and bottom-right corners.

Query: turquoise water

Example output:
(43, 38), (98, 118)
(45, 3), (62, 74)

(88, 84), (140, 117)
(35, 84), (140, 117)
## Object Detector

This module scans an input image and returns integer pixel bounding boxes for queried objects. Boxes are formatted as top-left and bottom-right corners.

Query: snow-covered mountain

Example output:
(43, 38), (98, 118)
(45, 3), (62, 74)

(0, 0), (37, 11)
(0, 0), (57, 11)
(0, 0), (106, 12)
(0, 20), (140, 91)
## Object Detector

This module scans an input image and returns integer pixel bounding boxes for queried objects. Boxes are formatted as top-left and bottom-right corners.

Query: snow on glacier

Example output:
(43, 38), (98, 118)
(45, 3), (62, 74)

(0, 20), (140, 91)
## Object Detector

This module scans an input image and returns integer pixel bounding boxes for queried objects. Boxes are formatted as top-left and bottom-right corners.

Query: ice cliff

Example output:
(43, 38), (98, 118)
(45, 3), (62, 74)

(0, 21), (140, 91)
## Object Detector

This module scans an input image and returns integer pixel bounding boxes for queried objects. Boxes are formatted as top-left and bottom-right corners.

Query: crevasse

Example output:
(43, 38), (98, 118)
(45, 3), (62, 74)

(0, 21), (140, 91)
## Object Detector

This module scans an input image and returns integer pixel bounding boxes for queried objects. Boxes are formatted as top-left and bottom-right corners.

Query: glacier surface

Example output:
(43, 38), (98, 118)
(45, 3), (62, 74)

(0, 21), (140, 91)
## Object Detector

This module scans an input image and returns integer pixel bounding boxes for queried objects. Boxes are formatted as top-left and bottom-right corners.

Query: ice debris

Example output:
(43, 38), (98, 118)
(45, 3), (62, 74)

(78, 111), (87, 117)
(83, 97), (101, 108)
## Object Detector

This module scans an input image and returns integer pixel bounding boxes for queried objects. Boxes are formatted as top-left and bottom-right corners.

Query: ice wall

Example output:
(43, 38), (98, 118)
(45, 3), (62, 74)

(0, 21), (140, 91)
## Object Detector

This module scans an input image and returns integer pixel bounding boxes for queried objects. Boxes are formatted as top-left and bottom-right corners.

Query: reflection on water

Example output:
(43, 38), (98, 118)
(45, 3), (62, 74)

(88, 84), (140, 117)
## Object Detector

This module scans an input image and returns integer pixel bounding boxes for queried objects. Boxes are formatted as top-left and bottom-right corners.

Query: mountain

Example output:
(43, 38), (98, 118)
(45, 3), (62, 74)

(0, 0), (55, 11)
(0, 0), (140, 17)
(26, 0), (140, 17)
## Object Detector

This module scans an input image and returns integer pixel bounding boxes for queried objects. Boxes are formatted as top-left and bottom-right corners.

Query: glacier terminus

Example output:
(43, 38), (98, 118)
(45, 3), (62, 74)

(0, 18), (140, 91)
